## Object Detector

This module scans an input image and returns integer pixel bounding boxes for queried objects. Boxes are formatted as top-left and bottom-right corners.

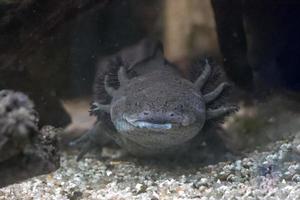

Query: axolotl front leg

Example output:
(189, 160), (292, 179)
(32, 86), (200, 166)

(70, 67), (128, 161)
(69, 120), (115, 161)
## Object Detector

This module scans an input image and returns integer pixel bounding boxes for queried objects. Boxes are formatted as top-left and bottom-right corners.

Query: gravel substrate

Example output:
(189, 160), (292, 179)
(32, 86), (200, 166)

(0, 133), (299, 200)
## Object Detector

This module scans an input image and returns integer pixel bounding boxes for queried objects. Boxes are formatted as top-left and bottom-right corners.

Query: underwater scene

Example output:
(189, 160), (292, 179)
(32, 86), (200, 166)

(0, 0), (300, 199)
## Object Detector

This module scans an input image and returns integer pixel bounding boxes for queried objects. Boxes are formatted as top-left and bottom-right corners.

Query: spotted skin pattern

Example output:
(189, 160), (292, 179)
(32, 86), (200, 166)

(71, 40), (238, 160)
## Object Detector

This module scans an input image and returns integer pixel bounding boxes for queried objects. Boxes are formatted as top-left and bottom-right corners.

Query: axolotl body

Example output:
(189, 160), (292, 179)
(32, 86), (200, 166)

(71, 39), (237, 160)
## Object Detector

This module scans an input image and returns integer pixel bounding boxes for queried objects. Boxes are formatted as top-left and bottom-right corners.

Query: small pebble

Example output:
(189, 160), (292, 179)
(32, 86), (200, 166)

(0, 137), (299, 199)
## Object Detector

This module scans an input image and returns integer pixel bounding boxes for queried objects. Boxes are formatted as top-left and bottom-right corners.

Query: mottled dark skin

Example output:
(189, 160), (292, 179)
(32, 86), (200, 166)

(71, 39), (238, 160)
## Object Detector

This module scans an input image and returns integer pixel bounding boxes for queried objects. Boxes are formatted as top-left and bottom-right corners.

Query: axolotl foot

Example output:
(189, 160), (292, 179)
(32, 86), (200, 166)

(69, 121), (113, 161)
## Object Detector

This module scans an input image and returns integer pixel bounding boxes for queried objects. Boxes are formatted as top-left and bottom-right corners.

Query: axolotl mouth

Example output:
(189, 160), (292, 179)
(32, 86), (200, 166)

(118, 111), (197, 132)
(113, 111), (203, 148)
(125, 116), (173, 130)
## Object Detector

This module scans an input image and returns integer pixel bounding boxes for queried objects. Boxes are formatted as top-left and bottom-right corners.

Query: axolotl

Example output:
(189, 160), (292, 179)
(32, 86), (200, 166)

(71, 39), (237, 160)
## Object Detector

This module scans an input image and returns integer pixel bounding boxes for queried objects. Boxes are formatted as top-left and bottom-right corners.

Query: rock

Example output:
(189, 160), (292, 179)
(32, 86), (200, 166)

(0, 90), (60, 188)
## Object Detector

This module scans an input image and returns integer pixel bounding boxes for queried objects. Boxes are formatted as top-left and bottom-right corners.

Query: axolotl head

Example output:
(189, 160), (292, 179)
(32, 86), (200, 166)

(99, 67), (207, 150)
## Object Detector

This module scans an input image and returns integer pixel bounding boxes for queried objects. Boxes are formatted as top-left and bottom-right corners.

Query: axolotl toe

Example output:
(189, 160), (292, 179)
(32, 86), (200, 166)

(71, 39), (238, 160)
